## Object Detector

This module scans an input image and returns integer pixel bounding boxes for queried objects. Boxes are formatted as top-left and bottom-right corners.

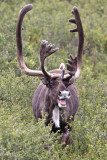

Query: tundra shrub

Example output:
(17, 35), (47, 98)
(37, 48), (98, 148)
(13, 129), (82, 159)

(0, 0), (107, 159)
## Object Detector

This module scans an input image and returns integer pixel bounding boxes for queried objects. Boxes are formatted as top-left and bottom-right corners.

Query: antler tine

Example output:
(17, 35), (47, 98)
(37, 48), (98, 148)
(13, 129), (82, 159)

(67, 55), (77, 76)
(39, 40), (59, 79)
(69, 19), (76, 24)
(69, 18), (78, 32)
(64, 6), (84, 81)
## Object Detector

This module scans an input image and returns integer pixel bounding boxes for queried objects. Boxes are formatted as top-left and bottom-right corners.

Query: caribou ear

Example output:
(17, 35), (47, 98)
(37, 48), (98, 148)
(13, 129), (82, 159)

(59, 63), (65, 70)
(42, 78), (57, 88)
(42, 78), (49, 85)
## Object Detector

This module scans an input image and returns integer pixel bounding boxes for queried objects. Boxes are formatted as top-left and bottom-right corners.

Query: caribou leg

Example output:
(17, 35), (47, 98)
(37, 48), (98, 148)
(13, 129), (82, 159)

(61, 132), (71, 148)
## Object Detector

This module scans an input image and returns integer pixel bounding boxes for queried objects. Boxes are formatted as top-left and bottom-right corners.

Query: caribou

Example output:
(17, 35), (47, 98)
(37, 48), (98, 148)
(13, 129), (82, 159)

(16, 4), (84, 148)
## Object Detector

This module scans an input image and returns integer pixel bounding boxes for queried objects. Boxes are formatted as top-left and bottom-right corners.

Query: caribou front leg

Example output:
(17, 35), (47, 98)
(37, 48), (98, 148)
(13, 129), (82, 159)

(61, 132), (71, 148)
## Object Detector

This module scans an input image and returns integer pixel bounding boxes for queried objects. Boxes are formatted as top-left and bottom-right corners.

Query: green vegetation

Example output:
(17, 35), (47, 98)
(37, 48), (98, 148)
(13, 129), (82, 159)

(0, 0), (107, 159)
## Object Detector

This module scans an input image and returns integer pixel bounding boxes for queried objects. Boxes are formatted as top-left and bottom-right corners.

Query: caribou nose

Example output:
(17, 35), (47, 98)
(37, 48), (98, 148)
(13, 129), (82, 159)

(59, 90), (70, 99)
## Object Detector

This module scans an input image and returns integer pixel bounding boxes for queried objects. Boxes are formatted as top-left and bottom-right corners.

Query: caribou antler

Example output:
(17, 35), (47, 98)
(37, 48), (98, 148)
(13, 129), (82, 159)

(39, 40), (59, 79)
(16, 4), (60, 79)
(16, 5), (83, 81)
(65, 6), (84, 80)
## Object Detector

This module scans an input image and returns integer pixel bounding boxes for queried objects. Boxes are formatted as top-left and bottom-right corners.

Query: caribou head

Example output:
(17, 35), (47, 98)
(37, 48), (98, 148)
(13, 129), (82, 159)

(16, 4), (84, 147)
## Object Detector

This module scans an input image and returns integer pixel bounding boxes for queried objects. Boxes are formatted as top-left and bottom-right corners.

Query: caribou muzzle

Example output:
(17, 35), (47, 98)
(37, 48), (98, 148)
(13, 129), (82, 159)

(58, 90), (70, 108)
